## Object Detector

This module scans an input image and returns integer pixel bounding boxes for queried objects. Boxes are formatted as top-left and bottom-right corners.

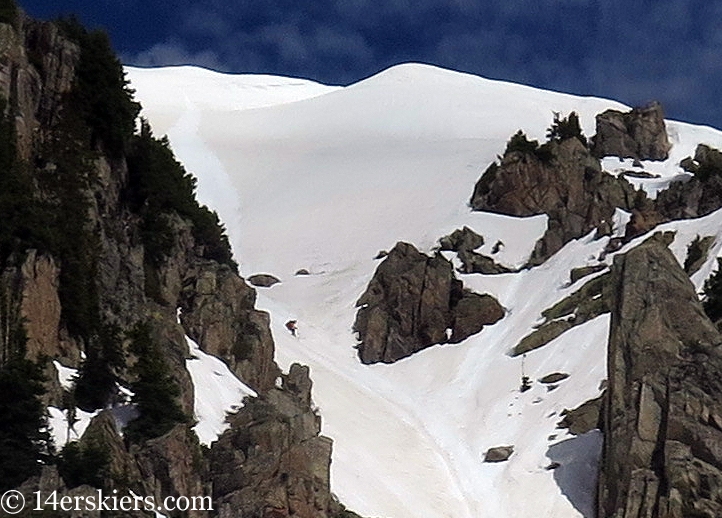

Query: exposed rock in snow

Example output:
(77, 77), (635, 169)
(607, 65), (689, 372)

(592, 102), (671, 161)
(353, 242), (504, 363)
(247, 273), (281, 287)
(438, 226), (484, 252)
(557, 393), (604, 436)
(539, 372), (570, 384)
(569, 264), (607, 284)
(484, 445), (514, 462)
(470, 137), (638, 265)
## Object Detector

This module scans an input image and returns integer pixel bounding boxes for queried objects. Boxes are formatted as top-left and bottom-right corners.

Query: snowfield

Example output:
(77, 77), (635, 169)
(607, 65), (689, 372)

(126, 63), (722, 518)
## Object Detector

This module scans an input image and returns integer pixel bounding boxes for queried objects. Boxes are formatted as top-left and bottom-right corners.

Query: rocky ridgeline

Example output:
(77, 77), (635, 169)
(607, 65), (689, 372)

(471, 134), (638, 265)
(0, 11), (355, 518)
(599, 233), (722, 517)
(470, 105), (722, 267)
(353, 242), (504, 363)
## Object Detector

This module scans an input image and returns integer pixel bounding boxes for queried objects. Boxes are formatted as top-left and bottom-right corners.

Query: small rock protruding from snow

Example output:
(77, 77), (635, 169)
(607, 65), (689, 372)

(539, 372), (570, 384)
(484, 445), (514, 463)
(247, 273), (281, 287)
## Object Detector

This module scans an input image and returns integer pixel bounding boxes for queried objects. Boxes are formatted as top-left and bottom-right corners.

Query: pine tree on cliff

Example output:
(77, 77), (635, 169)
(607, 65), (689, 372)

(0, 288), (51, 491)
(124, 323), (188, 444)
(546, 111), (587, 146)
(703, 259), (722, 323)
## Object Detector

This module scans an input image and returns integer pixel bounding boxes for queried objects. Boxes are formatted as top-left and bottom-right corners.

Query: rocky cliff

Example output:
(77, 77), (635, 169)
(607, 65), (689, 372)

(353, 242), (504, 363)
(0, 8), (352, 517)
(470, 134), (638, 265)
(592, 102), (671, 161)
(599, 233), (722, 518)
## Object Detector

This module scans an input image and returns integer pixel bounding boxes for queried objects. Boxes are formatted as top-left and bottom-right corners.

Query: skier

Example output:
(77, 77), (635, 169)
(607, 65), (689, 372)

(285, 320), (298, 337)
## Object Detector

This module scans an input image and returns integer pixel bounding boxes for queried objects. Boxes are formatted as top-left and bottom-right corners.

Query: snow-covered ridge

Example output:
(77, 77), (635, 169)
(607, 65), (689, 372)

(128, 63), (722, 518)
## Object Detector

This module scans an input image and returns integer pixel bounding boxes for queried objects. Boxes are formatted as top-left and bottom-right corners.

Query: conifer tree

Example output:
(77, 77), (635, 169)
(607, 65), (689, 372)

(124, 323), (188, 444)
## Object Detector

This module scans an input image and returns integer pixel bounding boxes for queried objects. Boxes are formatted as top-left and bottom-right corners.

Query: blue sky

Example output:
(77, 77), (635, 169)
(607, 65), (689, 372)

(22, 1), (722, 130)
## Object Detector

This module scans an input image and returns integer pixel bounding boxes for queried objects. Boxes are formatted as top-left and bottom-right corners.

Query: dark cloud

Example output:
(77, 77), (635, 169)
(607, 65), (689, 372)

(19, 0), (722, 128)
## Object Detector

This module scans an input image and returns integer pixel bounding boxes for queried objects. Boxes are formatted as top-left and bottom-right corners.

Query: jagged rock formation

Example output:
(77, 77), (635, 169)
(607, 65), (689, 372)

(353, 242), (504, 363)
(598, 233), (722, 518)
(209, 364), (350, 518)
(0, 9), (351, 517)
(655, 144), (722, 222)
(180, 262), (279, 393)
(437, 227), (512, 274)
(470, 137), (638, 265)
(592, 102), (671, 161)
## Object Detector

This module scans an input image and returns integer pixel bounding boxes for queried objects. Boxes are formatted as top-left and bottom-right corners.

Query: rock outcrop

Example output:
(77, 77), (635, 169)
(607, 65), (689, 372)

(353, 242), (504, 363)
(438, 226), (484, 252)
(598, 233), (722, 518)
(470, 137), (638, 265)
(208, 364), (346, 518)
(0, 11), (352, 518)
(592, 102), (671, 161)
(181, 262), (279, 393)
(655, 144), (722, 221)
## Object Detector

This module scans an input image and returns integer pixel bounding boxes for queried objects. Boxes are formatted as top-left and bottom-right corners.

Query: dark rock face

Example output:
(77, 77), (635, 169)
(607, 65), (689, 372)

(208, 364), (345, 518)
(449, 292), (505, 344)
(181, 262), (279, 394)
(557, 393), (604, 436)
(438, 226), (484, 252)
(598, 234), (722, 518)
(353, 242), (504, 363)
(655, 145), (722, 222)
(470, 138), (637, 265)
(457, 249), (513, 275)
(592, 102), (671, 161)
(570, 264), (607, 284)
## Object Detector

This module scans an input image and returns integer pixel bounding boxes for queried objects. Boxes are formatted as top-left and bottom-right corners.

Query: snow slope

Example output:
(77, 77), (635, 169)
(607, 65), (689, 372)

(128, 63), (722, 518)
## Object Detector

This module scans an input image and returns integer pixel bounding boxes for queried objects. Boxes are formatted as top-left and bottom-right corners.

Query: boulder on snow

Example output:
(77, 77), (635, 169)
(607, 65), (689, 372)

(592, 102), (671, 161)
(247, 273), (281, 287)
(353, 242), (504, 364)
(484, 445), (514, 462)
(539, 372), (569, 384)
(438, 226), (484, 252)
(295, 269), (310, 276)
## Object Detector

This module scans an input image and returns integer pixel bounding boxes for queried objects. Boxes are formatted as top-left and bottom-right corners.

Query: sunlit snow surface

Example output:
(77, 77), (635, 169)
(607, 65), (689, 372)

(128, 63), (722, 518)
